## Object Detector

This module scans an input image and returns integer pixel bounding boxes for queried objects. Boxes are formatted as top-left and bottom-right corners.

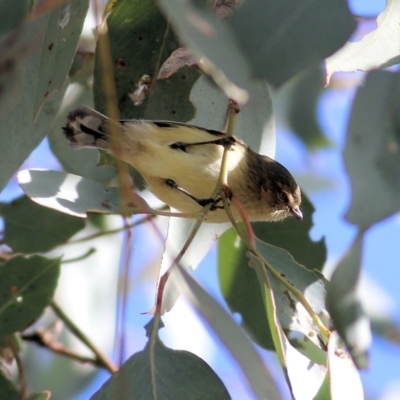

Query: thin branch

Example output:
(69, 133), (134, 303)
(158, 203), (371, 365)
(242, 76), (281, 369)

(50, 300), (117, 373)
(22, 332), (109, 370)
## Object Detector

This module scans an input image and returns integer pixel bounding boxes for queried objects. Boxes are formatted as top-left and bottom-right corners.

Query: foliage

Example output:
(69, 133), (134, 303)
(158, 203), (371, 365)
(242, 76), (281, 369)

(0, 0), (399, 399)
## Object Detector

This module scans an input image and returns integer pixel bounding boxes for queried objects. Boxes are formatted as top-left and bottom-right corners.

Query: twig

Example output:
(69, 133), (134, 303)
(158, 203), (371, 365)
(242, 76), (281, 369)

(50, 300), (117, 373)
(22, 332), (109, 370)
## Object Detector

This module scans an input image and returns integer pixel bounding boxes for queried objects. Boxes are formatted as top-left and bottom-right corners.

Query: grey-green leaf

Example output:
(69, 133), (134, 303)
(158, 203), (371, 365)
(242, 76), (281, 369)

(228, 0), (356, 87)
(0, 195), (85, 253)
(0, 255), (60, 337)
(326, 0), (400, 81)
(344, 70), (400, 228)
(0, 368), (19, 400)
(18, 169), (140, 218)
(91, 318), (230, 400)
(326, 233), (371, 369)
(219, 194), (327, 349)
(158, 0), (252, 103)
(94, 0), (183, 119)
(0, 0), (88, 192)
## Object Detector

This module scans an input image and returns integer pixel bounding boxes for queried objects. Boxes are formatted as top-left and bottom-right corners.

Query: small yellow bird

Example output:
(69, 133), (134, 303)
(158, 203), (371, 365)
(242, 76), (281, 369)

(63, 106), (302, 223)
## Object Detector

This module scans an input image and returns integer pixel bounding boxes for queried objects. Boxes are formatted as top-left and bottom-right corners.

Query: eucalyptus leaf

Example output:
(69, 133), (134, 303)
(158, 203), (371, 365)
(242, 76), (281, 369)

(286, 65), (331, 149)
(219, 194), (327, 349)
(158, 0), (252, 103)
(0, 255), (60, 337)
(228, 0), (356, 87)
(27, 392), (51, 400)
(344, 70), (400, 228)
(0, 0), (88, 192)
(169, 265), (284, 400)
(327, 332), (364, 400)
(326, 233), (371, 369)
(0, 368), (19, 400)
(0, 0), (29, 38)
(326, 0), (400, 82)
(94, 0), (182, 119)
(255, 239), (328, 347)
(91, 318), (230, 400)
(249, 253), (327, 400)
(0, 195), (85, 253)
(17, 169), (142, 218)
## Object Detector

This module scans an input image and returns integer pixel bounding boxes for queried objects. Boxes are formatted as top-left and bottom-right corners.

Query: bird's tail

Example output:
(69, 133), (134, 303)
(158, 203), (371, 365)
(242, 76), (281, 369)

(62, 106), (111, 150)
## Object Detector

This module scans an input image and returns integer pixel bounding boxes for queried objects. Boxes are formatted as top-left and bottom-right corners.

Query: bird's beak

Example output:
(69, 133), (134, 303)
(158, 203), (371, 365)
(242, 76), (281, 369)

(290, 207), (303, 221)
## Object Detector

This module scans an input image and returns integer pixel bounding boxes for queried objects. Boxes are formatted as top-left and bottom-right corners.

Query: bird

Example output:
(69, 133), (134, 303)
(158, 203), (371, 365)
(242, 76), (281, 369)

(62, 106), (302, 223)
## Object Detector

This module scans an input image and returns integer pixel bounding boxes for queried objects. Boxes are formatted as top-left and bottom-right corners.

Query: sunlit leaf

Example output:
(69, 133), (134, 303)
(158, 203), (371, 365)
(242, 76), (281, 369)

(327, 332), (364, 400)
(326, 0), (400, 82)
(18, 169), (143, 218)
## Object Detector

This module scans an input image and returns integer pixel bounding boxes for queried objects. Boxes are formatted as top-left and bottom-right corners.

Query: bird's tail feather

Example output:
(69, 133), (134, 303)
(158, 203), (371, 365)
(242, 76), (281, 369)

(62, 106), (110, 150)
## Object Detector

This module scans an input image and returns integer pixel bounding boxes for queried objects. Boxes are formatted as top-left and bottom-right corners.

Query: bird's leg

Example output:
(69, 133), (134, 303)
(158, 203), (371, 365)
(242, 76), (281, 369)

(164, 179), (224, 210)
(170, 137), (236, 152)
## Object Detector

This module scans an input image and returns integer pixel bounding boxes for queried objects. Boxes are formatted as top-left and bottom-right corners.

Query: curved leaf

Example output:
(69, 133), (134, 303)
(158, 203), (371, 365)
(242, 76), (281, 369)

(0, 255), (60, 337)
(91, 318), (230, 400)
(0, 195), (85, 253)
(326, 0), (400, 81)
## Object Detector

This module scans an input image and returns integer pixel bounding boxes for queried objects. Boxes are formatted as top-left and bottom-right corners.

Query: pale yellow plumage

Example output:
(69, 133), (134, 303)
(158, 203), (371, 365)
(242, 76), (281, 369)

(63, 106), (302, 223)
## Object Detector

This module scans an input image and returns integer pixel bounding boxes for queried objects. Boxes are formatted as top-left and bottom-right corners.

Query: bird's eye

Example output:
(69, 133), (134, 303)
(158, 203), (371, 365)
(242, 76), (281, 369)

(278, 192), (287, 201)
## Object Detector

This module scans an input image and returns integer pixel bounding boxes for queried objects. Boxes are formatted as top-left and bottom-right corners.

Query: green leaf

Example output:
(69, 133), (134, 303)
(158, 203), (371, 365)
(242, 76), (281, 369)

(326, 0), (400, 81)
(247, 253), (327, 399)
(32, 0), (89, 115)
(0, 368), (19, 400)
(142, 66), (199, 120)
(158, 0), (252, 103)
(344, 70), (400, 228)
(286, 65), (331, 149)
(326, 233), (371, 369)
(27, 392), (52, 400)
(0, 0), (88, 192)
(219, 194), (327, 349)
(228, 0), (356, 87)
(312, 373), (330, 400)
(17, 169), (141, 218)
(94, 0), (184, 119)
(0, 0), (29, 38)
(91, 318), (230, 400)
(252, 194), (326, 271)
(0, 255), (61, 337)
(0, 195), (85, 253)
